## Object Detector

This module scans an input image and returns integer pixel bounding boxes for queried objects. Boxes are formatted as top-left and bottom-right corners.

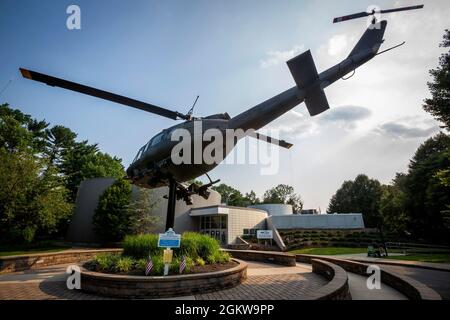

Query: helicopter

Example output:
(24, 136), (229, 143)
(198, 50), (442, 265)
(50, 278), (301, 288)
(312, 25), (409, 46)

(19, 4), (423, 230)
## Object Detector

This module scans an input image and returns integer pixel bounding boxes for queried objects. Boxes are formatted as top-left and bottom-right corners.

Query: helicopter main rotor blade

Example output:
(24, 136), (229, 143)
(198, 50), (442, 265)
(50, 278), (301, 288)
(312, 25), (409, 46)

(19, 68), (189, 120)
(333, 4), (424, 23)
(333, 11), (369, 23)
(380, 4), (424, 14)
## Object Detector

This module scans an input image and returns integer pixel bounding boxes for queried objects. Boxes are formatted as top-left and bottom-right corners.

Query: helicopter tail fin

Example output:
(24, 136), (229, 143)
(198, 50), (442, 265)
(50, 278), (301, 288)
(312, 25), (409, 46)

(348, 20), (387, 57)
(287, 50), (330, 116)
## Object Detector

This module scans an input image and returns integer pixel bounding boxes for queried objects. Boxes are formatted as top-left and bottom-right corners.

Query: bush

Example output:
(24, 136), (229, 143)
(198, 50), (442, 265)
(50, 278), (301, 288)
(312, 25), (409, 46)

(115, 256), (134, 273)
(91, 253), (121, 272)
(123, 234), (161, 259)
(93, 179), (132, 241)
(91, 233), (229, 276)
(181, 232), (221, 259)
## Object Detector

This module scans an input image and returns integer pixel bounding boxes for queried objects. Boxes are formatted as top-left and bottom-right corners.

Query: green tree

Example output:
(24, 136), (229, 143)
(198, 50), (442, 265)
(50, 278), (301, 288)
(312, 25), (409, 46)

(61, 142), (124, 200)
(127, 188), (160, 234)
(379, 184), (408, 234)
(212, 183), (241, 205)
(244, 191), (260, 205)
(263, 184), (303, 213)
(0, 103), (48, 153)
(423, 30), (450, 130)
(403, 133), (450, 242)
(0, 149), (72, 243)
(44, 125), (77, 167)
(328, 174), (382, 228)
(93, 179), (133, 241)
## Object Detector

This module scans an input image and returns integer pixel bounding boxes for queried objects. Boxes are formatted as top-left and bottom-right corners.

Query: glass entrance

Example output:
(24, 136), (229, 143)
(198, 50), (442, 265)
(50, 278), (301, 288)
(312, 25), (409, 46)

(199, 215), (227, 245)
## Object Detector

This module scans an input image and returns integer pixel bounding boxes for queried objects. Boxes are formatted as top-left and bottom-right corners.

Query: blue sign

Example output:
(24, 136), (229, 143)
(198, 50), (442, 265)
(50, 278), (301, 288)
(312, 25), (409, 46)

(158, 228), (181, 248)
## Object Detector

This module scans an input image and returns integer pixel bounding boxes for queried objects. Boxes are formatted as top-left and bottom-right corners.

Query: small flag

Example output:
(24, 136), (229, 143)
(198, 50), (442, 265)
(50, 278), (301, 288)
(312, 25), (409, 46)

(145, 255), (153, 276)
(179, 255), (187, 274)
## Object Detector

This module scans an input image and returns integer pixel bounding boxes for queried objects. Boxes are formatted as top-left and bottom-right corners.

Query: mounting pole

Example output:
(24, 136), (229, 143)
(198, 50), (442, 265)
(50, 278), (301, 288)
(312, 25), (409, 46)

(165, 178), (177, 231)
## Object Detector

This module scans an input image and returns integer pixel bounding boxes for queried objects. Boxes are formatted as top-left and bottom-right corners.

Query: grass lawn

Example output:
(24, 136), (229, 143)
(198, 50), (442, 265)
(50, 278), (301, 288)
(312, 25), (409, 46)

(0, 244), (70, 257)
(289, 247), (367, 255)
(384, 253), (450, 263)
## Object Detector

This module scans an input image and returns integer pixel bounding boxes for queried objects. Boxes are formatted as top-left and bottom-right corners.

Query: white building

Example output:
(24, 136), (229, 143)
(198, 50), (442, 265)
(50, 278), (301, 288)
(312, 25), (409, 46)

(68, 178), (365, 247)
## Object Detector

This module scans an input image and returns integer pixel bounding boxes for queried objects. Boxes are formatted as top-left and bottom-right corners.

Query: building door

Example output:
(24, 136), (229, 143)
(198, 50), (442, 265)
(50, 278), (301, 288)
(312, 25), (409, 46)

(200, 215), (227, 245)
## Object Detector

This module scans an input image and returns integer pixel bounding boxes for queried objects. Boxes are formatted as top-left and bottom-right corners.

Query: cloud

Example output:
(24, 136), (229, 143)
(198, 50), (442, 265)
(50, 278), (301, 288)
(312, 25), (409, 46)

(318, 105), (372, 123)
(374, 121), (439, 139)
(327, 34), (349, 57)
(259, 44), (304, 68)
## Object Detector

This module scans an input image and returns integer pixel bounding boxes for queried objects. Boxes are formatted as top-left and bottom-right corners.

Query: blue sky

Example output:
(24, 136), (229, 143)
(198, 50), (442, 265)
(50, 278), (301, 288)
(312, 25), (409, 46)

(1, 0), (449, 210)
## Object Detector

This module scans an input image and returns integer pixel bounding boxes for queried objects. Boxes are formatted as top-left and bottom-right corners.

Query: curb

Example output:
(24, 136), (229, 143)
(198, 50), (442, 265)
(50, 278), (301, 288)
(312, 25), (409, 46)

(296, 254), (442, 300)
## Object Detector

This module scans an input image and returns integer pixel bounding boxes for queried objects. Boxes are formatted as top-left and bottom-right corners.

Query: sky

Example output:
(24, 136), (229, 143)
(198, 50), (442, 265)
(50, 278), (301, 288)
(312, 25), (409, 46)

(0, 0), (449, 211)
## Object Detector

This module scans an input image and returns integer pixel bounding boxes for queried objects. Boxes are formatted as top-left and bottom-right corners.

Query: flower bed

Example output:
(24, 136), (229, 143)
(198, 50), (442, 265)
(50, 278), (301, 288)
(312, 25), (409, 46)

(84, 232), (232, 276)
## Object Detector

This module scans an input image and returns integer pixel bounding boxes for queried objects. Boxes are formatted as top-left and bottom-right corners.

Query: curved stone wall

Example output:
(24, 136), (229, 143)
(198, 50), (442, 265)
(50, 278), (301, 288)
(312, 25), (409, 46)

(80, 259), (247, 299)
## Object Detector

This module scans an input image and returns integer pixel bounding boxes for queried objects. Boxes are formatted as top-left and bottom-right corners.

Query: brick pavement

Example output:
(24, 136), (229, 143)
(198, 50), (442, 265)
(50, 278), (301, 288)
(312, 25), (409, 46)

(0, 262), (327, 300)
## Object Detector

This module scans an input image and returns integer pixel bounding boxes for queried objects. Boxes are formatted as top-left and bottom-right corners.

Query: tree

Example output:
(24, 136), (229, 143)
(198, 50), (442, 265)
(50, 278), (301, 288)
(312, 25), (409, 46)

(93, 179), (133, 241)
(379, 184), (408, 234)
(212, 183), (242, 205)
(402, 133), (450, 242)
(244, 191), (260, 205)
(328, 174), (382, 228)
(0, 103), (48, 153)
(61, 142), (124, 200)
(423, 30), (450, 130)
(44, 125), (77, 167)
(0, 149), (72, 243)
(127, 188), (160, 234)
(263, 184), (303, 213)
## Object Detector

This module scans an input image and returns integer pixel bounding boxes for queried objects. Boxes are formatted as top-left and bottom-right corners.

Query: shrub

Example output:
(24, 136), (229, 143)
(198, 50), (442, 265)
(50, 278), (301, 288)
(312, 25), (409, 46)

(170, 256), (194, 274)
(181, 232), (221, 259)
(93, 179), (132, 241)
(123, 233), (161, 259)
(92, 232), (228, 276)
(91, 253), (120, 272)
(195, 257), (206, 266)
(115, 256), (134, 273)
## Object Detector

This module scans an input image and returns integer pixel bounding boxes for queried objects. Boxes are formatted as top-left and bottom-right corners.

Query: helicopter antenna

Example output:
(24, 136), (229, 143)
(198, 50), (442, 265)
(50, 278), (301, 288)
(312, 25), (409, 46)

(333, 4), (423, 24)
(186, 95), (199, 119)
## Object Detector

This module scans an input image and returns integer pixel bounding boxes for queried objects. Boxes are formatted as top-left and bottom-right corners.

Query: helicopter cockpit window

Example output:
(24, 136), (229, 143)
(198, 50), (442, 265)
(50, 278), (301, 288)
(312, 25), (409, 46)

(151, 132), (164, 146)
(133, 146), (145, 163)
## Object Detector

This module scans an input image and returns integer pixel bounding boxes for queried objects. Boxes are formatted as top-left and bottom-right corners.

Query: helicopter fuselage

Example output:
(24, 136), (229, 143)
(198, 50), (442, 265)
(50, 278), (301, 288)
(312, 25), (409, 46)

(126, 22), (385, 189)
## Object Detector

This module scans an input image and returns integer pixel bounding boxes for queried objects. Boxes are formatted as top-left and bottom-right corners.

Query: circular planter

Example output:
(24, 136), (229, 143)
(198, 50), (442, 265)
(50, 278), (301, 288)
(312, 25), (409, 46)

(80, 258), (247, 299)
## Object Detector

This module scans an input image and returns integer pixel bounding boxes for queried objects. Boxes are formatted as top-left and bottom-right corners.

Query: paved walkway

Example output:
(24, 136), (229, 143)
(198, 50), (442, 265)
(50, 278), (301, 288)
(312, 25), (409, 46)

(347, 273), (407, 300)
(0, 261), (327, 300)
(0, 260), (414, 300)
(321, 253), (449, 300)
(196, 262), (326, 300)
(381, 265), (450, 300)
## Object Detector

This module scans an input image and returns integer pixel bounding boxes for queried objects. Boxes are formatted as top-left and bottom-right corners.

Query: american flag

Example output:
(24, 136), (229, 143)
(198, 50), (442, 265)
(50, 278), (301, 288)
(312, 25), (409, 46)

(179, 255), (186, 274)
(145, 255), (153, 276)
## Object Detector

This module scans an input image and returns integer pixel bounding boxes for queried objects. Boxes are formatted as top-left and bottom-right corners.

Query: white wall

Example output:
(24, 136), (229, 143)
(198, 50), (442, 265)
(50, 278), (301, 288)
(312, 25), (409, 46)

(227, 207), (268, 244)
(268, 213), (365, 230)
(248, 204), (293, 216)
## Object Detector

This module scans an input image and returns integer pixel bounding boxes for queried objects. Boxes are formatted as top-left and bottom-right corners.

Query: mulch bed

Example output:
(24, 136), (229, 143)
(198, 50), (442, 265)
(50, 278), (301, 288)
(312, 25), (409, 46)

(84, 260), (238, 277)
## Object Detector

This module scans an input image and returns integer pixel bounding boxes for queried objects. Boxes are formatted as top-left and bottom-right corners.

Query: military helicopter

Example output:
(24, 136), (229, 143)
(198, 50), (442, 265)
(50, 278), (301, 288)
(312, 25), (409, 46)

(19, 4), (423, 230)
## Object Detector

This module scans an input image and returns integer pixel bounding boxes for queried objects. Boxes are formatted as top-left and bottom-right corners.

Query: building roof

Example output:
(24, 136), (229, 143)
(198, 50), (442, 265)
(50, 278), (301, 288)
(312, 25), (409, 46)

(189, 205), (268, 216)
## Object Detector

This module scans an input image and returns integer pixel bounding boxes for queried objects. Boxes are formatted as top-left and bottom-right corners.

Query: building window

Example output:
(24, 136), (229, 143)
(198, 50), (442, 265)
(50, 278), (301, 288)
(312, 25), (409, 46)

(220, 216), (227, 229)
(243, 228), (258, 236)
